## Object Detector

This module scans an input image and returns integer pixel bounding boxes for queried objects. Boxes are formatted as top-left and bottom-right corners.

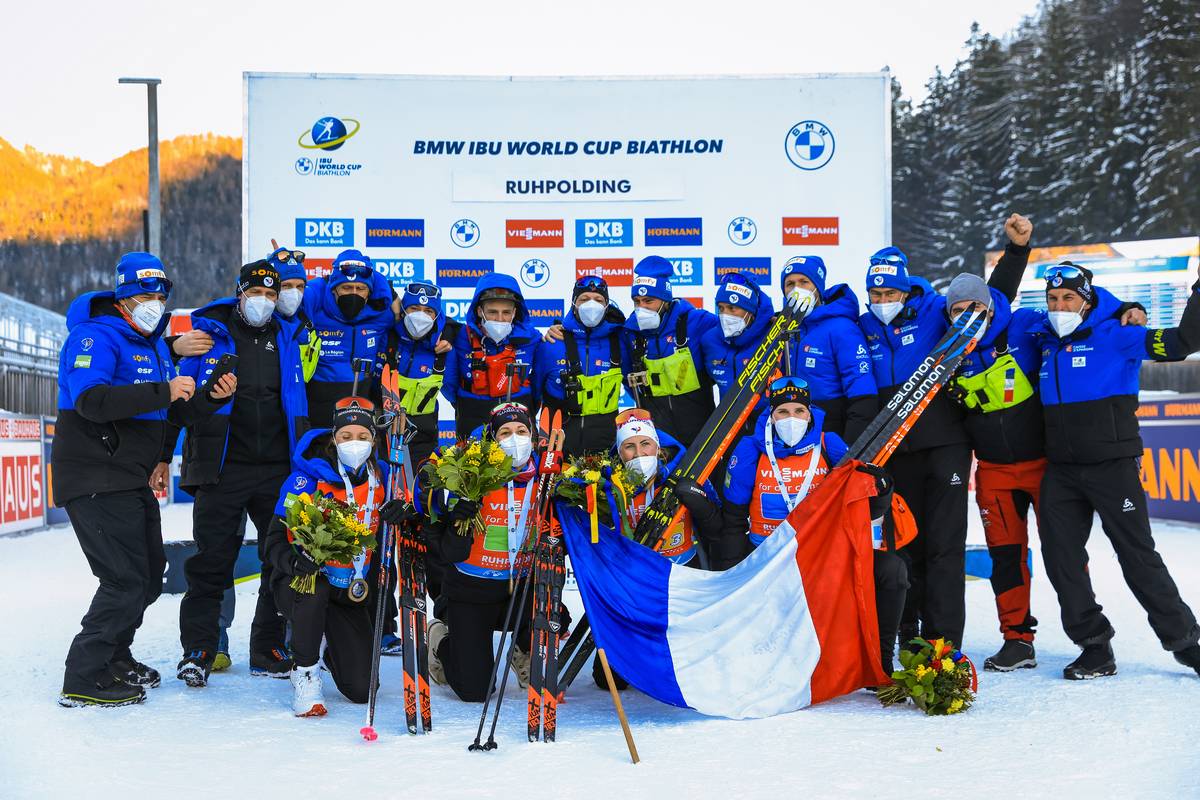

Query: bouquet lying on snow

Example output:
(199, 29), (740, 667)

(878, 638), (979, 715)
(421, 440), (513, 536)
(283, 493), (378, 594)
(555, 453), (643, 540)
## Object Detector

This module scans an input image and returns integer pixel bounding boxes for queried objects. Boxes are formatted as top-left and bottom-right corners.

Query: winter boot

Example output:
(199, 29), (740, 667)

(427, 620), (448, 686)
(1173, 644), (1200, 677)
(211, 652), (232, 672)
(291, 665), (327, 717)
(1063, 643), (1116, 680)
(110, 656), (161, 688)
(380, 633), (403, 656)
(984, 640), (1037, 672)
(510, 644), (531, 688)
(60, 673), (146, 708)
(250, 646), (294, 678)
(176, 650), (214, 687)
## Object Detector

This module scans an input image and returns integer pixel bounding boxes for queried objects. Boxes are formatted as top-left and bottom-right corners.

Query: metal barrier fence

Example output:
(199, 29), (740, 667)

(0, 293), (65, 417)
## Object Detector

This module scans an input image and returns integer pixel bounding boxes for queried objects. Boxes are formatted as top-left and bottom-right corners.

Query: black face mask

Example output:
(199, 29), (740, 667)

(337, 293), (367, 320)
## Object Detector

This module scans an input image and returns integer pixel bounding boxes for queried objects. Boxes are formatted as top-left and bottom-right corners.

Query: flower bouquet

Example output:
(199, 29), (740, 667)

(421, 439), (513, 536)
(877, 638), (978, 715)
(555, 453), (644, 540)
(282, 492), (377, 594)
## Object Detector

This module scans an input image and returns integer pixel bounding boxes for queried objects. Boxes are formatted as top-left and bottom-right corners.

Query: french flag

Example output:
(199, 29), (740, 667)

(558, 463), (886, 719)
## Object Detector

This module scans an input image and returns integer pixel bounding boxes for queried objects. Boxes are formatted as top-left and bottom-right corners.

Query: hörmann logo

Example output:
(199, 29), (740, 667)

(782, 217), (839, 245)
(365, 219), (424, 248)
(575, 219), (633, 247)
(506, 219), (564, 248)
(576, 258), (634, 287)
(644, 217), (703, 246)
(714, 257), (771, 285)
(436, 259), (495, 288)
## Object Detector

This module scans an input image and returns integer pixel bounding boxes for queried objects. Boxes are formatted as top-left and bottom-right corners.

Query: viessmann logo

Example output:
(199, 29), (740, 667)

(506, 220), (564, 248)
(782, 217), (839, 245)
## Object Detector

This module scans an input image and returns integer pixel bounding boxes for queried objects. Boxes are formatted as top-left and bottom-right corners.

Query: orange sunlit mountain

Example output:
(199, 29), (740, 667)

(0, 135), (241, 312)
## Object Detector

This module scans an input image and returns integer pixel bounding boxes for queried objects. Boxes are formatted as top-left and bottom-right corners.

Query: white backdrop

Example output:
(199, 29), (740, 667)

(244, 72), (891, 324)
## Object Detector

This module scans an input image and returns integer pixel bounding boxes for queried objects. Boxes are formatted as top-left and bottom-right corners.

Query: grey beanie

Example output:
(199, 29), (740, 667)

(945, 273), (993, 312)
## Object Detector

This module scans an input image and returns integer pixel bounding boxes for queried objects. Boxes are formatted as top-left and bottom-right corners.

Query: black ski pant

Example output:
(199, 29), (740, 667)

(1039, 458), (1200, 652)
(179, 461), (290, 657)
(874, 549), (909, 675)
(63, 488), (165, 691)
(890, 443), (972, 648)
(438, 583), (532, 703)
(273, 577), (373, 702)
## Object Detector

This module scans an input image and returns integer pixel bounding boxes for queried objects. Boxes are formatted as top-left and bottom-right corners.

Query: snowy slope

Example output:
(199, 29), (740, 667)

(3, 508), (1199, 799)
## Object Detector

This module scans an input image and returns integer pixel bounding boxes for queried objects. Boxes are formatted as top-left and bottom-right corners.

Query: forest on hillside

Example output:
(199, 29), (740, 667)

(0, 0), (1196, 312)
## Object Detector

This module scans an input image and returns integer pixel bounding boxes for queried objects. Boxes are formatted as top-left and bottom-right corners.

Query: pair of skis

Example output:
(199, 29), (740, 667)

(527, 515), (566, 741)
(361, 363), (432, 740)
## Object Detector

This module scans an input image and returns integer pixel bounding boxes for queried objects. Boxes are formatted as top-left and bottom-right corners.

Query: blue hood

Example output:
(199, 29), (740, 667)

(749, 404), (830, 459)
(291, 428), (343, 484)
(311, 273), (395, 328)
(804, 283), (861, 327)
(466, 273), (534, 339)
(66, 290), (170, 341)
(718, 283), (775, 345)
(976, 286), (1013, 349)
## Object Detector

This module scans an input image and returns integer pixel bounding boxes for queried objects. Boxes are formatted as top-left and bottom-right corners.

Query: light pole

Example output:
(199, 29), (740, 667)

(118, 77), (162, 256)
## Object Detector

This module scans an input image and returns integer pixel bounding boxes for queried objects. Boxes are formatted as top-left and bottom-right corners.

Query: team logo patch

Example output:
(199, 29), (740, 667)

(74, 355), (92, 368)
(81, 338), (94, 351)
(869, 264), (898, 276)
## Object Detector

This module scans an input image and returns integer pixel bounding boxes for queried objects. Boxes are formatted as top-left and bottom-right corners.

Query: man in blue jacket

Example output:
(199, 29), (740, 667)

(620, 256), (718, 446)
(444, 273), (540, 437)
(174, 260), (311, 686)
(55, 253), (232, 707)
(778, 256), (878, 442)
(303, 249), (396, 427)
(1035, 262), (1200, 679)
(702, 271), (777, 399)
(535, 275), (627, 455)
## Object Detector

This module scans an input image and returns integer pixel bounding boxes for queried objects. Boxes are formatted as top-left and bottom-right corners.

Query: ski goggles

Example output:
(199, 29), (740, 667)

(1043, 263), (1086, 281)
(574, 275), (609, 296)
(769, 375), (810, 393)
(336, 261), (372, 280)
(615, 408), (654, 427)
(272, 248), (305, 266)
(129, 277), (173, 296)
(405, 282), (441, 299)
(869, 253), (905, 268)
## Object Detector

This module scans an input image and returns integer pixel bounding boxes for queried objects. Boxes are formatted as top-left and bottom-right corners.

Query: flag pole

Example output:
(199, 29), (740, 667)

(597, 648), (640, 764)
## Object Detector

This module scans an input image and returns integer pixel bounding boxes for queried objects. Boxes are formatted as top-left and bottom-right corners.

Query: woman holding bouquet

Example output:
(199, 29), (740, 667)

(423, 402), (548, 702)
(264, 396), (409, 717)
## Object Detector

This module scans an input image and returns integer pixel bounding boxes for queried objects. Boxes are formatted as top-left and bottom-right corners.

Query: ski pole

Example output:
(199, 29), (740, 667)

(350, 357), (371, 398)
(597, 648), (640, 764)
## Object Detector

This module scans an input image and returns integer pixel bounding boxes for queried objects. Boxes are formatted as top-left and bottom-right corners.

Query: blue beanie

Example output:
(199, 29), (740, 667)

(865, 246), (911, 293)
(401, 281), (442, 316)
(780, 255), (827, 296)
(330, 249), (374, 289)
(267, 246), (307, 283)
(632, 256), (673, 302)
(114, 252), (172, 300)
(715, 272), (760, 310)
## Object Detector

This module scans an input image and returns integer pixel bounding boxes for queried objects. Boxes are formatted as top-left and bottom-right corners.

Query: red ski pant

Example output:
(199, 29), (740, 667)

(975, 458), (1045, 642)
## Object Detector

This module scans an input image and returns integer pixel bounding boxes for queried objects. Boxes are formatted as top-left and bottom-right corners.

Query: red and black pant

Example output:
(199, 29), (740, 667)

(975, 458), (1044, 643)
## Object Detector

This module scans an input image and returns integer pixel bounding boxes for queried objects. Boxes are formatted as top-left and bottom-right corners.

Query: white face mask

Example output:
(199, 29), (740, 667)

(577, 300), (606, 328)
(871, 301), (904, 325)
(240, 294), (276, 327)
(625, 454), (659, 483)
(787, 287), (818, 313)
(404, 311), (435, 339)
(1049, 310), (1083, 338)
(634, 307), (661, 331)
(336, 440), (373, 471)
(276, 287), (303, 317)
(483, 320), (513, 342)
(127, 299), (165, 333)
(719, 313), (748, 338)
(499, 433), (533, 466)
(774, 416), (809, 448)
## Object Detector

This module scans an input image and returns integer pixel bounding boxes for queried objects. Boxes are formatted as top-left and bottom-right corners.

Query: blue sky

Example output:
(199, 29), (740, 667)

(3, 0), (1040, 164)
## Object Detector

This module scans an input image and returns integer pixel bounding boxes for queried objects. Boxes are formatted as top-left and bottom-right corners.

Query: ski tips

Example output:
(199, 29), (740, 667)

(360, 725), (379, 742)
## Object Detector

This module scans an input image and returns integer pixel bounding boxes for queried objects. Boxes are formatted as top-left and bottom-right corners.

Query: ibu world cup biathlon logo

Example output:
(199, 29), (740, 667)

(451, 219), (480, 248)
(785, 120), (835, 170)
(728, 217), (757, 246)
(520, 259), (550, 288)
(298, 116), (361, 151)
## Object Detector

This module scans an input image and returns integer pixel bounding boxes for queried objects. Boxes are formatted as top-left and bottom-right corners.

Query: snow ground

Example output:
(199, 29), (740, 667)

(3, 506), (1199, 799)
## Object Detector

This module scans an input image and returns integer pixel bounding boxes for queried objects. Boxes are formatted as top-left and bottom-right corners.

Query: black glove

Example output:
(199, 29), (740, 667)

(379, 499), (415, 525)
(448, 498), (480, 523)
(288, 547), (320, 577)
(943, 379), (969, 408)
(673, 477), (716, 519)
(856, 462), (894, 519)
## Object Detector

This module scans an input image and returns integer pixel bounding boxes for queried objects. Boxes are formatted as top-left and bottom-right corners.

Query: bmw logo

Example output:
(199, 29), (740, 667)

(728, 217), (757, 246)
(294, 157), (314, 175)
(451, 219), (480, 248)
(298, 116), (361, 152)
(520, 259), (550, 288)
(785, 120), (836, 171)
